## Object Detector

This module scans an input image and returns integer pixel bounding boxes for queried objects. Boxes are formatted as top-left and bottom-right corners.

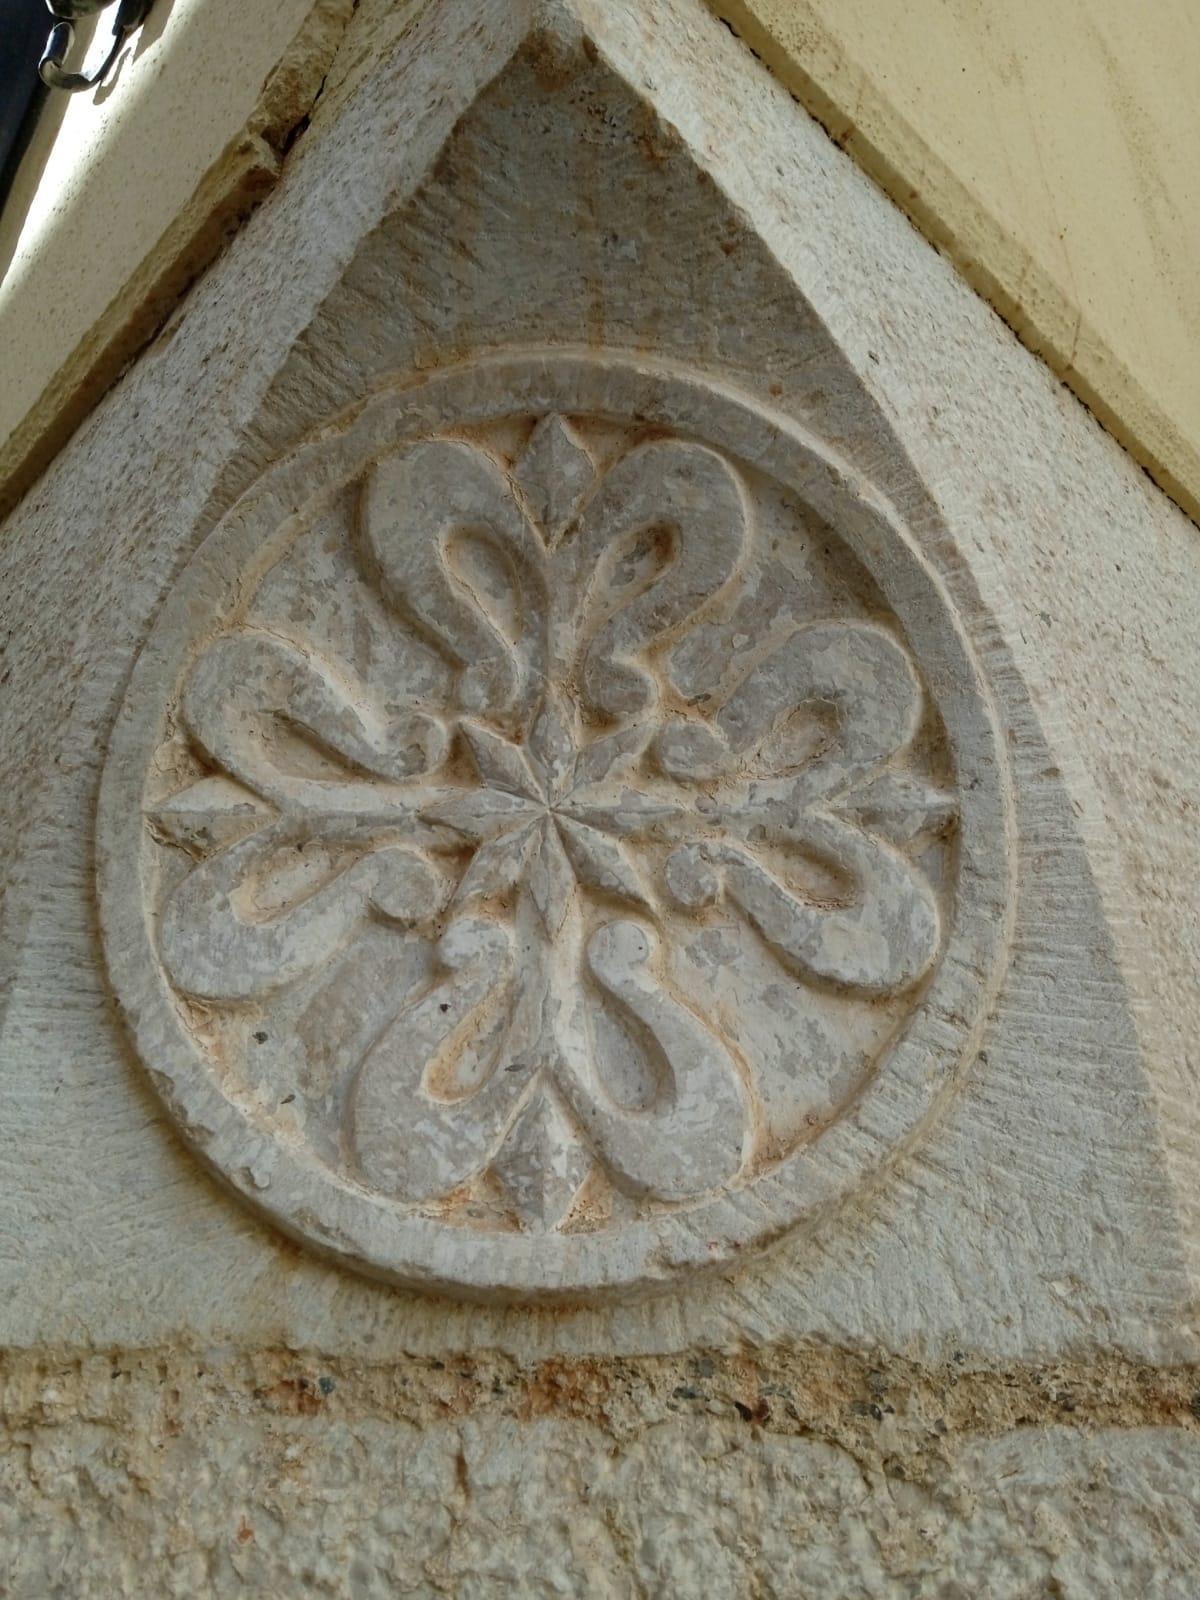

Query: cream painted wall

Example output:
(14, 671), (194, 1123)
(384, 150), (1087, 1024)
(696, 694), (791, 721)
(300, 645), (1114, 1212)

(0, 0), (351, 514)
(1, 0), (1197, 524)
(710, 0), (1200, 524)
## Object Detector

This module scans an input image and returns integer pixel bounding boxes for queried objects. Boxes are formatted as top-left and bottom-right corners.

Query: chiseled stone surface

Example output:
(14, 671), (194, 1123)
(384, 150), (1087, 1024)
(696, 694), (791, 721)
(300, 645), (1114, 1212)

(2, 0), (1200, 1588)
(1, 0), (1192, 1364)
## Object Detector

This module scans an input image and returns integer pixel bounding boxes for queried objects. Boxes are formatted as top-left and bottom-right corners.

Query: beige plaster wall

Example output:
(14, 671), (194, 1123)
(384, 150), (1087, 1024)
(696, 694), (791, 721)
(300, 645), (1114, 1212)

(0, 0), (353, 515)
(709, 0), (1200, 525)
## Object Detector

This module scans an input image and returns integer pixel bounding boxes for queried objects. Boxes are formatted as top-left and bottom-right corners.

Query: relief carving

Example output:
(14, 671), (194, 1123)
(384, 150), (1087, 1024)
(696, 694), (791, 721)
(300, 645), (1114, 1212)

(100, 354), (1011, 1296)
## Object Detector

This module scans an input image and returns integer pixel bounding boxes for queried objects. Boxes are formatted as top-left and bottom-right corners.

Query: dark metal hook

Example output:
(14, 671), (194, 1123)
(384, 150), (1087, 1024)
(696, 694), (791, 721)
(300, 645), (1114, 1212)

(38, 0), (153, 93)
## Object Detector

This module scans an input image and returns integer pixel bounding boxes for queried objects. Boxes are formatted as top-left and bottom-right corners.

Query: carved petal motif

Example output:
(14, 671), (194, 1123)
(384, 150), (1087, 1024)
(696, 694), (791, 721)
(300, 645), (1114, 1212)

(426, 788), (539, 841)
(557, 818), (653, 909)
(560, 921), (747, 1202)
(527, 691), (576, 801)
(146, 402), (956, 1231)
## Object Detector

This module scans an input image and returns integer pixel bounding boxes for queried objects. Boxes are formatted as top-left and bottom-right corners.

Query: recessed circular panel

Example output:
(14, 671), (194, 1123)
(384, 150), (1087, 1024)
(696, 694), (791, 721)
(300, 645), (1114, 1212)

(97, 353), (1012, 1300)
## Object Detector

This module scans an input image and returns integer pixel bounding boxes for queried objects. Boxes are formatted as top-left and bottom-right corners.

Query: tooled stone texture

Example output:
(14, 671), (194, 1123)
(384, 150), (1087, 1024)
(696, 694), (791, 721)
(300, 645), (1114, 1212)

(0, 0), (1197, 1391)
(3, 0), (1200, 1589)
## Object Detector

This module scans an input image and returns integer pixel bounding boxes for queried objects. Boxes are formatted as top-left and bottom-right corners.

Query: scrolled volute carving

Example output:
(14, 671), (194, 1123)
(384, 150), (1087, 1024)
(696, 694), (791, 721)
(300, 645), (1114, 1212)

(100, 354), (1008, 1297)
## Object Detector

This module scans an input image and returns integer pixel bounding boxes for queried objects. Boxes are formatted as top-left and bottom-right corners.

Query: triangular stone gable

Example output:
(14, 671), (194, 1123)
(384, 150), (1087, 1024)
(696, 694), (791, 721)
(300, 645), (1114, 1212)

(0, 0), (1194, 1367)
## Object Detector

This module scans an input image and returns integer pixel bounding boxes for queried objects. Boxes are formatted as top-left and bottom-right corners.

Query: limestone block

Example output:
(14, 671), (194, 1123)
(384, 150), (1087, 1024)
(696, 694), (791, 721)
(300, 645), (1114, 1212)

(1, 0), (1199, 1586)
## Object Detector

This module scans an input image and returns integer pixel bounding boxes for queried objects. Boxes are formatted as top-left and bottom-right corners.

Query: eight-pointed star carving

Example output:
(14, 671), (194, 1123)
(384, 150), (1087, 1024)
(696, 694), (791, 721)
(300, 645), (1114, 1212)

(423, 693), (680, 933)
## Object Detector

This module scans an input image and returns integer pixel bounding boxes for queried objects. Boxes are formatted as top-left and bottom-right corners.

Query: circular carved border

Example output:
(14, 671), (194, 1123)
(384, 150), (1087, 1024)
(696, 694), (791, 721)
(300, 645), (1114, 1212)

(97, 351), (1014, 1301)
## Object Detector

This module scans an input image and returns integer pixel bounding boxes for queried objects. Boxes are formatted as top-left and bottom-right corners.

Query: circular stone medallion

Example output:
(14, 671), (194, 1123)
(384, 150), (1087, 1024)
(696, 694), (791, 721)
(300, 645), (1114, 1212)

(98, 353), (1013, 1300)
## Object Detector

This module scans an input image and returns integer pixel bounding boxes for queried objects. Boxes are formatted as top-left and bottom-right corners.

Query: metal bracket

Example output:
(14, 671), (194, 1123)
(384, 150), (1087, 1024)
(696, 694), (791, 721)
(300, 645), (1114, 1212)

(38, 0), (153, 93)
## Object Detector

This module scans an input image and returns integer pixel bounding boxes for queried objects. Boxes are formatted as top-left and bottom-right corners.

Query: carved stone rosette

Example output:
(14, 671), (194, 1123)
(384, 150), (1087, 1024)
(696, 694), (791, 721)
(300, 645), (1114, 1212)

(97, 353), (1013, 1299)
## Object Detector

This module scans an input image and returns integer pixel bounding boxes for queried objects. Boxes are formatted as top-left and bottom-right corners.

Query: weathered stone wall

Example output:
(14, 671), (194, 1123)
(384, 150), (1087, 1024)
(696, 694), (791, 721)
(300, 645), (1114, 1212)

(2, 2), (1198, 1593)
(5, 1347), (1200, 1595)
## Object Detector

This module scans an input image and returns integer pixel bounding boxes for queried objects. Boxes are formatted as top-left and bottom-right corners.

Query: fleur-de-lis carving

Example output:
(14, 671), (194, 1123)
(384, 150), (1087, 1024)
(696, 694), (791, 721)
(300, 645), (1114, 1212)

(149, 412), (952, 1229)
